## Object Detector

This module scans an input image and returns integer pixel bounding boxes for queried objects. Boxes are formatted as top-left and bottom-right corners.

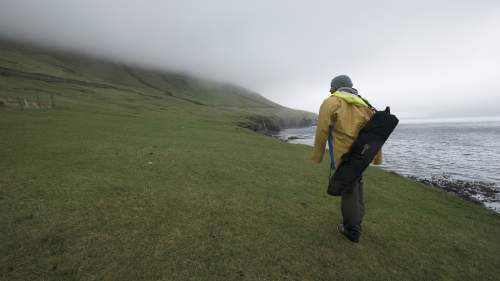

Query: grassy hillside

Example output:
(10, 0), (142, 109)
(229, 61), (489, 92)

(1, 44), (500, 281)
(0, 42), (315, 130)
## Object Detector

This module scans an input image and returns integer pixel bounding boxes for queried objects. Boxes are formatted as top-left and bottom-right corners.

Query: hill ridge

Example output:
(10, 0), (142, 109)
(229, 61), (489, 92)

(0, 42), (316, 130)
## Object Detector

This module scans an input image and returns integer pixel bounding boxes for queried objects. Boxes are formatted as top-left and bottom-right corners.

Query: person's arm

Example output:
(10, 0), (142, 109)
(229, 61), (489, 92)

(311, 98), (340, 163)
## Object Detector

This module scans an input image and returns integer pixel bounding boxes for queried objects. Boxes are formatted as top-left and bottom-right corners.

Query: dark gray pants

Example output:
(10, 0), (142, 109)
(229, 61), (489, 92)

(341, 177), (364, 235)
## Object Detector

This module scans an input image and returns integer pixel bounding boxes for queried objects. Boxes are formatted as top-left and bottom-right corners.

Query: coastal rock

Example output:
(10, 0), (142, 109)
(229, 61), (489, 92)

(410, 175), (500, 206)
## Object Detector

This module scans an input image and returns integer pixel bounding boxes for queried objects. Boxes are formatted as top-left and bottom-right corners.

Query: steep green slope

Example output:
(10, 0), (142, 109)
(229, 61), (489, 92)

(0, 43), (315, 129)
(1, 43), (500, 281)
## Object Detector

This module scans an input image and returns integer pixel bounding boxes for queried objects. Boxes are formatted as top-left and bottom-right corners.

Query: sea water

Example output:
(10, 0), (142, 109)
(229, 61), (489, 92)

(276, 120), (500, 213)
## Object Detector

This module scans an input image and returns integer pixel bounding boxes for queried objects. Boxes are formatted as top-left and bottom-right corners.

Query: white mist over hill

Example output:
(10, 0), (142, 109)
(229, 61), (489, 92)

(1, 0), (499, 117)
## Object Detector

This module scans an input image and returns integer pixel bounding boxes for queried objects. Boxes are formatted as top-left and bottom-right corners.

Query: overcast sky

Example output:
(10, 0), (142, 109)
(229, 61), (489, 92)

(1, 0), (499, 118)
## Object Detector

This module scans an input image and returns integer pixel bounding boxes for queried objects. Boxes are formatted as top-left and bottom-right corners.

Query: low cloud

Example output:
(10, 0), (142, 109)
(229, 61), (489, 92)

(1, 0), (499, 117)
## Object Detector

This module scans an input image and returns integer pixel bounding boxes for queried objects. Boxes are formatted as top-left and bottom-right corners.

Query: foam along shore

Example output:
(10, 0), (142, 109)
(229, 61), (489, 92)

(409, 175), (500, 213)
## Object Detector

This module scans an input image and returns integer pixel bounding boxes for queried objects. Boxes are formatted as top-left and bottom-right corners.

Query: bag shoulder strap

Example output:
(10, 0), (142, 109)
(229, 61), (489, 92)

(327, 127), (335, 177)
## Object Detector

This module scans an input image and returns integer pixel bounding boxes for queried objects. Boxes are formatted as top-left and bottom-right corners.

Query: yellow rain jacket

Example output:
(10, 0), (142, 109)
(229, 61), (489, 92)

(311, 90), (383, 168)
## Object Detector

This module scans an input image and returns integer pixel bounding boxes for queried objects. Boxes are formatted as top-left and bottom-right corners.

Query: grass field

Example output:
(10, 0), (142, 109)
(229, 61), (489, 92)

(1, 43), (500, 281)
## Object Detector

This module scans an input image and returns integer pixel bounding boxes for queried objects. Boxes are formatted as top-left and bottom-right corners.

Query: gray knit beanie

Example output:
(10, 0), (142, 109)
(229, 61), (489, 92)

(330, 75), (353, 92)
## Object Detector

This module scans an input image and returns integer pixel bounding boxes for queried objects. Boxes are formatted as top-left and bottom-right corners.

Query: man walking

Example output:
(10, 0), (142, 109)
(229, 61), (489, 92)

(311, 75), (382, 243)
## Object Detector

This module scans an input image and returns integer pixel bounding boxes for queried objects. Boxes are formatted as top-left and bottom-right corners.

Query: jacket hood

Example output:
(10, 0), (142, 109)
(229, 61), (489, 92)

(331, 88), (369, 107)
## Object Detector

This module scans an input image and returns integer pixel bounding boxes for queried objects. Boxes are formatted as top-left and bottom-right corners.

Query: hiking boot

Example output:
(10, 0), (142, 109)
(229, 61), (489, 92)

(337, 224), (360, 243)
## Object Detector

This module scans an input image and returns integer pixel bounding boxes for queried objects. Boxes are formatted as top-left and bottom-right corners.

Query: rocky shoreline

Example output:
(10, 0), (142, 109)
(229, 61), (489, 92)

(239, 116), (315, 136)
(408, 174), (500, 211)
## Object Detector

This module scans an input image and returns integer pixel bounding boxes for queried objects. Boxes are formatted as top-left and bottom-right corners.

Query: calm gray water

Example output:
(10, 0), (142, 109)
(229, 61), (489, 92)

(276, 121), (500, 213)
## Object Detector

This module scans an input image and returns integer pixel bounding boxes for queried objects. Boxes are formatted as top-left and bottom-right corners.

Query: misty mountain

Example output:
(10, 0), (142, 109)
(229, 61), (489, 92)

(0, 41), (315, 130)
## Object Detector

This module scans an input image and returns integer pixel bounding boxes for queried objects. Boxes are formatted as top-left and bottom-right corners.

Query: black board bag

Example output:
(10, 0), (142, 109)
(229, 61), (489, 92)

(328, 107), (399, 196)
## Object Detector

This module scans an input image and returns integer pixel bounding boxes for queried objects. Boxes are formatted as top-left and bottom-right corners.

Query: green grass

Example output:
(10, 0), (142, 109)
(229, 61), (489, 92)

(1, 43), (500, 281)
